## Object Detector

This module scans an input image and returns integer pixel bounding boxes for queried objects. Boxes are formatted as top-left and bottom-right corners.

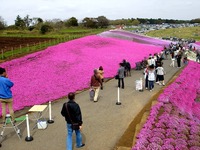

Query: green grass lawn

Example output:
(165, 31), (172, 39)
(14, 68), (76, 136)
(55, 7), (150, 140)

(146, 26), (200, 41)
(0, 27), (109, 60)
(0, 27), (107, 38)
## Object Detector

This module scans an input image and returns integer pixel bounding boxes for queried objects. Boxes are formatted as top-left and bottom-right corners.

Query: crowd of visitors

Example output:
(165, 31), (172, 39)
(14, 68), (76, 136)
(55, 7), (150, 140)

(1, 39), (199, 150)
(60, 40), (200, 149)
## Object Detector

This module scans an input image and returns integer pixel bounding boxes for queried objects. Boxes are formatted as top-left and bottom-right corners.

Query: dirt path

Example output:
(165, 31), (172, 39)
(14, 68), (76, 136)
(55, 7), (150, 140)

(0, 59), (181, 150)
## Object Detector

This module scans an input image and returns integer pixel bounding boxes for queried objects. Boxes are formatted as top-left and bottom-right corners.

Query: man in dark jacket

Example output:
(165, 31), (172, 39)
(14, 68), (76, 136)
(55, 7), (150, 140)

(61, 92), (85, 150)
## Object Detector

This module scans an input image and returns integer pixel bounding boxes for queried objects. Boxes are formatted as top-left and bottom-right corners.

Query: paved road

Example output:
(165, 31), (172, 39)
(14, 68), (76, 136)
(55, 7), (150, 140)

(0, 59), (181, 150)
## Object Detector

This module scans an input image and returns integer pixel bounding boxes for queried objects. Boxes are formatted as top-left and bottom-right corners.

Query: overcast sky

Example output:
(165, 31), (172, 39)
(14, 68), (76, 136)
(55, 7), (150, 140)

(1, 0), (200, 25)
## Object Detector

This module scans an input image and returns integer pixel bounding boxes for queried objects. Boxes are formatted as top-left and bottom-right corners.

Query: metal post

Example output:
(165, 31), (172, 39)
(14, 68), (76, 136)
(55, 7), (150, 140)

(116, 87), (121, 105)
(47, 101), (54, 124)
(25, 114), (33, 142)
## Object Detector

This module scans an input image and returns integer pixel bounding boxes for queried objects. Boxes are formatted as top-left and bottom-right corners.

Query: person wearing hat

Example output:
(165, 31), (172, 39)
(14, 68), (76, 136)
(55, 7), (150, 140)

(0, 67), (15, 123)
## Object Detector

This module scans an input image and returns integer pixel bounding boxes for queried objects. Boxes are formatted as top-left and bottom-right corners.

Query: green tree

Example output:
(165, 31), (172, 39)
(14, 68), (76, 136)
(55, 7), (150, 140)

(32, 17), (43, 30)
(190, 18), (200, 24)
(23, 15), (32, 27)
(132, 19), (140, 26)
(50, 18), (64, 29)
(40, 24), (53, 34)
(15, 15), (25, 29)
(37, 18), (43, 24)
(82, 17), (97, 28)
(65, 17), (78, 27)
(0, 16), (7, 30)
(97, 16), (109, 28)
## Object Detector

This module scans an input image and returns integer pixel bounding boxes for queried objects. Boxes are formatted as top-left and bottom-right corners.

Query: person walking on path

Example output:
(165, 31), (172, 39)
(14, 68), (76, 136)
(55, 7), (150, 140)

(148, 65), (156, 92)
(61, 92), (85, 150)
(90, 69), (103, 102)
(0, 67), (15, 123)
(98, 66), (104, 82)
(126, 61), (131, 77)
(147, 56), (156, 66)
(170, 51), (175, 67)
(155, 64), (165, 86)
(117, 63), (125, 89)
(176, 51), (182, 68)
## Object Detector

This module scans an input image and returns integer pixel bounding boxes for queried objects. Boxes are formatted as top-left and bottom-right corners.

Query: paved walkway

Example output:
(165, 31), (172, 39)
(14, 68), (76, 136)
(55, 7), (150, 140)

(0, 59), (181, 150)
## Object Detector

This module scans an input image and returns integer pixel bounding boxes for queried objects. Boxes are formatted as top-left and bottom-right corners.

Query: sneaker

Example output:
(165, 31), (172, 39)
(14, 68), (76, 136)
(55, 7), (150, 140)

(145, 87), (148, 90)
(162, 83), (165, 86)
(77, 144), (85, 148)
(156, 82), (159, 84)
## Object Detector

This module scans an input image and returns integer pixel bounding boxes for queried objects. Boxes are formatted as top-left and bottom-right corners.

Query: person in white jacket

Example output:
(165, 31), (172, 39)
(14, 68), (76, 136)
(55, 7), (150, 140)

(156, 64), (165, 86)
(147, 56), (156, 66)
(148, 65), (155, 92)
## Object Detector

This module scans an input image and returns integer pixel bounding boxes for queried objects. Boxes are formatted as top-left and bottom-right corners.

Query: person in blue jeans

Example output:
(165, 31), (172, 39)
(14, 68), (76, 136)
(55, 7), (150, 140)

(148, 65), (156, 92)
(61, 92), (85, 150)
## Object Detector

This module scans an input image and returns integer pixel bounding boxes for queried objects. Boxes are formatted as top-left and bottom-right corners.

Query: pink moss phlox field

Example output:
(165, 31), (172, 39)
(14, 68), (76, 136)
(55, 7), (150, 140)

(159, 61), (200, 120)
(0, 35), (163, 114)
(133, 61), (200, 150)
(99, 30), (172, 46)
(195, 42), (200, 46)
(190, 43), (200, 50)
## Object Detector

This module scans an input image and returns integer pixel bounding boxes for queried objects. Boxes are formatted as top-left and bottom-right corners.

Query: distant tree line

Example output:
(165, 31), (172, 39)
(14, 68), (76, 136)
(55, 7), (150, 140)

(0, 15), (200, 34)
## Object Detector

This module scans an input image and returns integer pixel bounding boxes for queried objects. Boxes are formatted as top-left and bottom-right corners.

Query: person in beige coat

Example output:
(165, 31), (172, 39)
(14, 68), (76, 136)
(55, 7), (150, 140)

(98, 66), (104, 82)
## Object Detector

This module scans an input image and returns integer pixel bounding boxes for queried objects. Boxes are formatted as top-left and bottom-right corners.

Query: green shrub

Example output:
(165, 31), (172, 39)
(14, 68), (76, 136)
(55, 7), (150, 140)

(40, 24), (53, 34)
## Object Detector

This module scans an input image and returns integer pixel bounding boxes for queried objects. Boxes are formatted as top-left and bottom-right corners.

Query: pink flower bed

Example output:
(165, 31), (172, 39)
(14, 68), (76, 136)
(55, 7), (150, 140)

(0, 35), (163, 114)
(99, 30), (171, 46)
(190, 43), (200, 50)
(196, 42), (200, 46)
(158, 61), (200, 120)
(133, 61), (200, 150)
